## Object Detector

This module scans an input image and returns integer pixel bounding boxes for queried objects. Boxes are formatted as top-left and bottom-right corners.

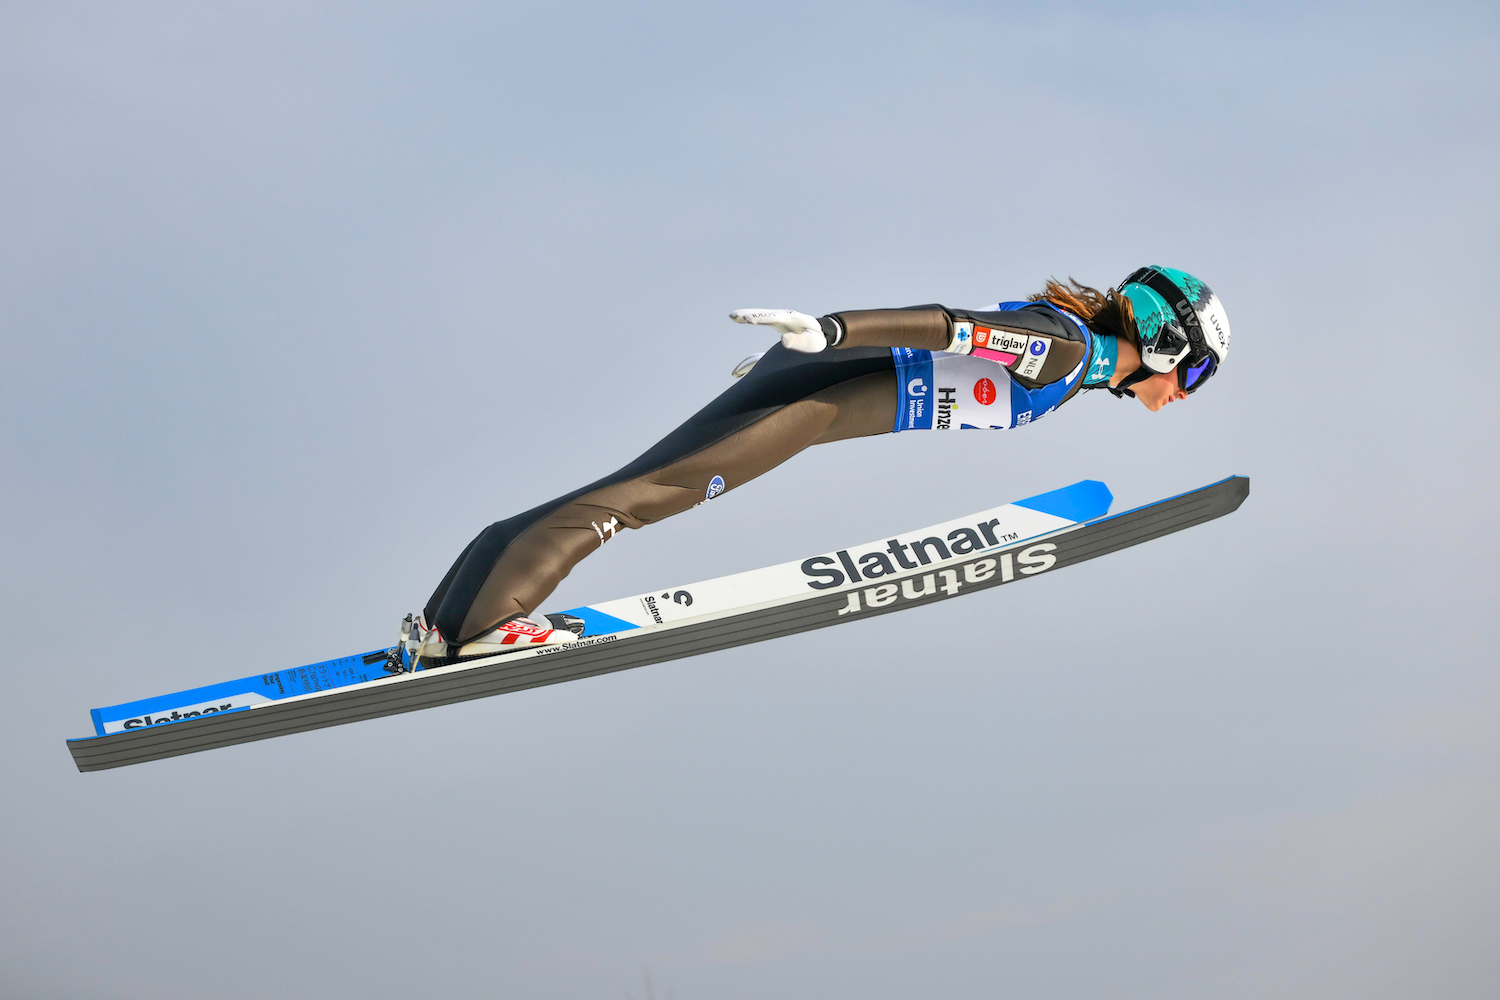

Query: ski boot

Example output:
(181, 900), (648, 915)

(405, 612), (580, 666)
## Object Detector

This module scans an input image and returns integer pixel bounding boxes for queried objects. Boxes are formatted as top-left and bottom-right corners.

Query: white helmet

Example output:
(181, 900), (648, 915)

(1114, 266), (1231, 396)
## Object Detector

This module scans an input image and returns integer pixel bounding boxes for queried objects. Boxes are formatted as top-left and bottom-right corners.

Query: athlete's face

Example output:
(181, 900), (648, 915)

(1131, 370), (1189, 412)
(1109, 338), (1193, 411)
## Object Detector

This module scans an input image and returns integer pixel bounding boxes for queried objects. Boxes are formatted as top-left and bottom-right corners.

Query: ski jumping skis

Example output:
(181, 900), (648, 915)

(67, 476), (1249, 771)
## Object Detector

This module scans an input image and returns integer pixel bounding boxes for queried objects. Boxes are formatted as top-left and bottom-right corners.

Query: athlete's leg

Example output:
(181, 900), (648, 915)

(425, 346), (896, 645)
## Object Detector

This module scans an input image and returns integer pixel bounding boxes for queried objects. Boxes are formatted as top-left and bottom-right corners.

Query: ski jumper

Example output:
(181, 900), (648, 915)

(425, 302), (1104, 645)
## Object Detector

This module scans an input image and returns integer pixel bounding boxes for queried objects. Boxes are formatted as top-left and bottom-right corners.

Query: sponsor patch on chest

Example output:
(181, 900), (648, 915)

(1016, 336), (1051, 379)
(975, 328), (1030, 356)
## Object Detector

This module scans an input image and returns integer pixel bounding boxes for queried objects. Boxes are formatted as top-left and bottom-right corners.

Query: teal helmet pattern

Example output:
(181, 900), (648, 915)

(1118, 266), (1231, 393)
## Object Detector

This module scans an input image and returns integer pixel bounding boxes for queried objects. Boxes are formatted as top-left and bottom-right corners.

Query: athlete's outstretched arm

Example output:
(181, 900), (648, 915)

(733, 303), (1090, 389)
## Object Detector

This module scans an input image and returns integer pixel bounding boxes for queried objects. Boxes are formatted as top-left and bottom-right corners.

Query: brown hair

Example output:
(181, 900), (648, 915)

(1029, 277), (1138, 348)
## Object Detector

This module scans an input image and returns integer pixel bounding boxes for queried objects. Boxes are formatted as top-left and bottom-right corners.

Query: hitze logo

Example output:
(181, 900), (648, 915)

(799, 518), (1031, 589)
(830, 545), (1058, 616)
(935, 386), (958, 429)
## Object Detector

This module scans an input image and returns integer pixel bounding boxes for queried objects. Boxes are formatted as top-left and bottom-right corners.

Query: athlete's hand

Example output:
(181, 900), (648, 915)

(729, 308), (827, 353)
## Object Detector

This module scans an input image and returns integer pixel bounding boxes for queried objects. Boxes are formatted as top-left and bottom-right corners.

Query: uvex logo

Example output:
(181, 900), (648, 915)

(800, 521), (1031, 590)
(833, 545), (1057, 616)
(1207, 312), (1227, 349)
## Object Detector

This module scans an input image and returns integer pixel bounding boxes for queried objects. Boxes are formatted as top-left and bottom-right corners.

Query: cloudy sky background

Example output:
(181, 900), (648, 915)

(3, 2), (1497, 997)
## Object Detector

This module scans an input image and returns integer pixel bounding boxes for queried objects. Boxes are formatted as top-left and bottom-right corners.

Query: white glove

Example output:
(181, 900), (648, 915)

(729, 308), (827, 353)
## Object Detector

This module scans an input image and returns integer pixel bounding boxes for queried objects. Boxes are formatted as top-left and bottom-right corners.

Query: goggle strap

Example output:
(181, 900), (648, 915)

(1108, 364), (1155, 399)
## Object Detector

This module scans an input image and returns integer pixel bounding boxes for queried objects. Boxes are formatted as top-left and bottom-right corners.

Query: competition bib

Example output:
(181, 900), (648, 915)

(891, 303), (1090, 432)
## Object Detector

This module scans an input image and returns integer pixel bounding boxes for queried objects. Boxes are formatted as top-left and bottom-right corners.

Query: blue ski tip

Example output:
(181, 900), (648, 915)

(1012, 480), (1113, 523)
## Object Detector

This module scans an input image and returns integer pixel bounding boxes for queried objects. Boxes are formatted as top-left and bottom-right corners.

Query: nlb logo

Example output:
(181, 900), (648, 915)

(832, 544), (1059, 616)
(1015, 336), (1051, 379)
(974, 378), (996, 405)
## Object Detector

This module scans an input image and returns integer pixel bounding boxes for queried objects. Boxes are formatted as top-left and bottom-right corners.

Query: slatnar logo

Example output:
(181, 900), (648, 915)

(123, 704), (236, 729)
(799, 522), (1036, 590)
(832, 545), (1058, 616)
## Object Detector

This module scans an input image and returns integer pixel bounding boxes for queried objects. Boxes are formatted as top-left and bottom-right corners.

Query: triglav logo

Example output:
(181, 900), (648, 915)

(988, 330), (1028, 355)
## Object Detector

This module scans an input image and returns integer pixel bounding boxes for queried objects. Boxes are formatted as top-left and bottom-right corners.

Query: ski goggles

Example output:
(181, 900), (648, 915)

(1179, 352), (1216, 393)
(1108, 340), (1215, 400)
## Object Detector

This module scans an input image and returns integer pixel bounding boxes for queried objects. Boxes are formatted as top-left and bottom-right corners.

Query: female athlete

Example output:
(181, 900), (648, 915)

(411, 265), (1232, 661)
